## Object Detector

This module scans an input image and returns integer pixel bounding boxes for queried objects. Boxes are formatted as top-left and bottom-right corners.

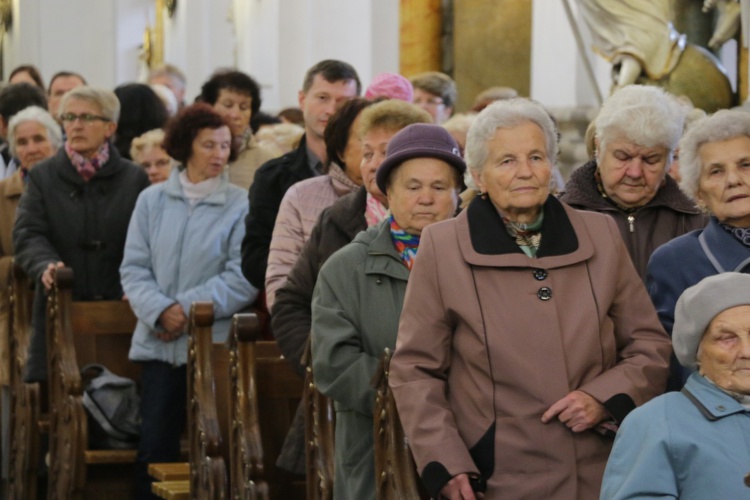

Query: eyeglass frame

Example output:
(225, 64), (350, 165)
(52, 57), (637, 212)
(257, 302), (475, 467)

(59, 112), (111, 124)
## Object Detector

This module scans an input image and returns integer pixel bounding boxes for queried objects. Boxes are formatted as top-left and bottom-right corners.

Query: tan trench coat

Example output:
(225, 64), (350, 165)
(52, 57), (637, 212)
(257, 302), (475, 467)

(389, 196), (671, 499)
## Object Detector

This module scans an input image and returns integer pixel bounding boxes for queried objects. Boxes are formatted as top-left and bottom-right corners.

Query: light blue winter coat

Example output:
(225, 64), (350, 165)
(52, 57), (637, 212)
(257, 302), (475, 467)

(121, 168), (257, 365)
(601, 372), (750, 499)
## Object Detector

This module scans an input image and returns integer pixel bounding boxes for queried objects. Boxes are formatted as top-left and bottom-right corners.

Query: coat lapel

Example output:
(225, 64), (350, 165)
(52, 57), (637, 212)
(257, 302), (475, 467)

(458, 195), (595, 268)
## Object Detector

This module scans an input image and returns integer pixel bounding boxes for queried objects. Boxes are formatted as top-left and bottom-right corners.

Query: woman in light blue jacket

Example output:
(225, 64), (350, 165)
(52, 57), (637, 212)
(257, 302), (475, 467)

(120, 103), (257, 499)
(601, 273), (750, 500)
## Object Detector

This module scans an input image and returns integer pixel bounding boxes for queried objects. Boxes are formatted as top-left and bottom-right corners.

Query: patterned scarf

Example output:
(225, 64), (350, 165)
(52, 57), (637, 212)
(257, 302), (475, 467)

(719, 220), (750, 248)
(502, 211), (544, 257)
(388, 214), (420, 270)
(65, 141), (109, 182)
(365, 193), (388, 227)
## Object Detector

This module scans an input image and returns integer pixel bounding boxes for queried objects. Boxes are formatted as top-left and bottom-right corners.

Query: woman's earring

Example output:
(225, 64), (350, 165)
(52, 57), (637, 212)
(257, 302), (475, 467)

(480, 191), (487, 200)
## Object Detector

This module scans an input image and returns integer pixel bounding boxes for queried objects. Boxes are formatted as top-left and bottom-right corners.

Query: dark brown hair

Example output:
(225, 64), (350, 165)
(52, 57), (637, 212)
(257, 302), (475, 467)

(163, 103), (237, 165)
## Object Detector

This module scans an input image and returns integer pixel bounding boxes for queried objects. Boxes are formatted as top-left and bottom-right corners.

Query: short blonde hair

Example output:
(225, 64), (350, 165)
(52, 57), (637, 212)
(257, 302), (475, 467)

(130, 128), (166, 163)
(358, 99), (432, 138)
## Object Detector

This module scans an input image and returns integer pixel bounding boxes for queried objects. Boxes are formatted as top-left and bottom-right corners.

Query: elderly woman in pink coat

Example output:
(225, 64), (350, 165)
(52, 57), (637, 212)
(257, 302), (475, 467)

(389, 98), (671, 500)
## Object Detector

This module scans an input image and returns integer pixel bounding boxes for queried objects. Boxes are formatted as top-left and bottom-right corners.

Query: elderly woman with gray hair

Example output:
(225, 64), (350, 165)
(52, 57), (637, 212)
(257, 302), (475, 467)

(602, 272), (750, 499)
(389, 98), (671, 500)
(0, 106), (61, 400)
(647, 108), (750, 391)
(13, 86), (149, 382)
(560, 85), (706, 279)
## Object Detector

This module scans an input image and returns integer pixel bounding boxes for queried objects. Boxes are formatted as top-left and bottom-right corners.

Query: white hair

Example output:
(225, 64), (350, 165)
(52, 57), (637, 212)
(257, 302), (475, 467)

(8, 106), (63, 157)
(678, 108), (750, 200)
(595, 85), (686, 168)
(465, 98), (558, 173)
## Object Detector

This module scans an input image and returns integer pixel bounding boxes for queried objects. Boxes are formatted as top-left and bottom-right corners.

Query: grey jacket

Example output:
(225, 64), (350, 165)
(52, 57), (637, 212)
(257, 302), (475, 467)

(311, 220), (409, 500)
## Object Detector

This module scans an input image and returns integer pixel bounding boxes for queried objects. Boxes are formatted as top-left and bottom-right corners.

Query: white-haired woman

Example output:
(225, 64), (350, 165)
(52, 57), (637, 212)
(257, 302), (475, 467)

(13, 86), (150, 382)
(560, 85), (706, 279)
(389, 98), (671, 500)
(602, 272), (750, 499)
(0, 106), (61, 389)
(130, 128), (174, 184)
(647, 108), (750, 390)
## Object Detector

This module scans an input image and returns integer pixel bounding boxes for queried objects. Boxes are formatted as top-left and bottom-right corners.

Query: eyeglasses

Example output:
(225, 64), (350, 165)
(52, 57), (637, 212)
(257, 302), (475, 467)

(59, 113), (110, 124)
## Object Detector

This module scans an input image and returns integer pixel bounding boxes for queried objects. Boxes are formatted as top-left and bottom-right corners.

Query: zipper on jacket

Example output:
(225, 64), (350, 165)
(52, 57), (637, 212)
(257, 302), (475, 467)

(627, 214), (635, 233)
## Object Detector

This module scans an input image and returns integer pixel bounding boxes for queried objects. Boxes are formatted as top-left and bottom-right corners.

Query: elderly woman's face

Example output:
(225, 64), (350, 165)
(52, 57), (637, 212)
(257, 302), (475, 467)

(13, 121), (55, 170)
(61, 98), (116, 158)
(186, 126), (232, 183)
(697, 305), (750, 395)
(472, 122), (551, 223)
(386, 158), (458, 235)
(696, 136), (750, 228)
(597, 138), (670, 209)
(138, 146), (172, 184)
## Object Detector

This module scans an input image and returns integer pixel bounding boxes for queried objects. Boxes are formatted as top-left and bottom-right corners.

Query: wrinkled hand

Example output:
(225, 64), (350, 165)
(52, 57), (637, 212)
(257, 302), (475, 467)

(541, 390), (608, 433)
(440, 473), (483, 500)
(157, 303), (187, 342)
(41, 261), (65, 291)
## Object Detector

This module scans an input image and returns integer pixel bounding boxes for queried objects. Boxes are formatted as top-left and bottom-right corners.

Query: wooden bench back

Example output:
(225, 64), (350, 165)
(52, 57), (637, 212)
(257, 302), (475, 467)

(373, 348), (429, 500)
(5, 263), (40, 500)
(228, 314), (304, 499)
(46, 266), (139, 499)
(303, 340), (334, 500)
(186, 301), (228, 499)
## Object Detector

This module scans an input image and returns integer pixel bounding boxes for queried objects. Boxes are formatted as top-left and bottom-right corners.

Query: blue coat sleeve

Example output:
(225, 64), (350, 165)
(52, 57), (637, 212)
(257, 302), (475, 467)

(600, 401), (679, 499)
(120, 190), (177, 328)
(174, 202), (257, 319)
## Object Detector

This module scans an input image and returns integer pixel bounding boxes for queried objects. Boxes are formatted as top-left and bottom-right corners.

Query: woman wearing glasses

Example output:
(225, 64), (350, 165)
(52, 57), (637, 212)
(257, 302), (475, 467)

(13, 86), (150, 383)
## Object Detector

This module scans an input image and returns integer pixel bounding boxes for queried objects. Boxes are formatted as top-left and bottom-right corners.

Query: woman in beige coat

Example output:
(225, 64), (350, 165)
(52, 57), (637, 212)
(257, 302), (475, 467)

(389, 98), (671, 499)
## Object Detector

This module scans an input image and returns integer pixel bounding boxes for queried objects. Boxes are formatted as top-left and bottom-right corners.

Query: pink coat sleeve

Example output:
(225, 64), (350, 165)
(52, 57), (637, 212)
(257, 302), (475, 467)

(389, 227), (480, 488)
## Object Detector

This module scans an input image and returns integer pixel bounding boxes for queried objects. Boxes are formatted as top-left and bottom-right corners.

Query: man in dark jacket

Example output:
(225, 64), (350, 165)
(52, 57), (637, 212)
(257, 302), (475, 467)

(559, 85), (706, 279)
(13, 86), (149, 381)
(241, 59), (360, 288)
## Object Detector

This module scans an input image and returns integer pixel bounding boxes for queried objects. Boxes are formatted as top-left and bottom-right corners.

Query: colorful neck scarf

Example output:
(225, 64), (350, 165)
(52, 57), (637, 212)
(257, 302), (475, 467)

(501, 211), (544, 257)
(719, 219), (750, 248)
(388, 214), (420, 270)
(65, 141), (110, 182)
(365, 193), (388, 227)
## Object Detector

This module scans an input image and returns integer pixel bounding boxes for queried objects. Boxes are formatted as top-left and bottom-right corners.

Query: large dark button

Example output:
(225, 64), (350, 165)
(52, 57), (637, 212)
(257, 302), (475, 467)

(537, 287), (552, 301)
(533, 268), (548, 281)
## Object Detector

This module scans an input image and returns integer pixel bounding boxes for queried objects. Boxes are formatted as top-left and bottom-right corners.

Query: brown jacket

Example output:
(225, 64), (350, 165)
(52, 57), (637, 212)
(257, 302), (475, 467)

(389, 196), (671, 499)
(559, 161), (707, 279)
(0, 171), (23, 384)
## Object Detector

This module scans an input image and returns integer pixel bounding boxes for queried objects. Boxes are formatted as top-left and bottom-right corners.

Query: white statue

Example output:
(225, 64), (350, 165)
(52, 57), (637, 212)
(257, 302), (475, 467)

(576, 0), (686, 88)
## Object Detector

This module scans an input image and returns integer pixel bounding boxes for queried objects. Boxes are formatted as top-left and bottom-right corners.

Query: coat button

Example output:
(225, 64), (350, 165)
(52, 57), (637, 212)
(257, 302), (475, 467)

(716, 405), (726, 412)
(537, 287), (552, 301)
(533, 268), (548, 281)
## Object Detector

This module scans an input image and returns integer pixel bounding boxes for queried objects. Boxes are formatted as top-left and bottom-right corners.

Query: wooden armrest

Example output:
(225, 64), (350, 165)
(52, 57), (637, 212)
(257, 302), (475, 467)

(187, 301), (227, 497)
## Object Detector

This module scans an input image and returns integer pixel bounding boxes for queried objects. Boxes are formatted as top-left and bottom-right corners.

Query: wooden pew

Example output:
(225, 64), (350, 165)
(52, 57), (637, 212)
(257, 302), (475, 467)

(186, 301), (228, 499)
(373, 348), (429, 500)
(229, 314), (304, 499)
(45, 267), (139, 499)
(4, 263), (40, 499)
(302, 340), (334, 500)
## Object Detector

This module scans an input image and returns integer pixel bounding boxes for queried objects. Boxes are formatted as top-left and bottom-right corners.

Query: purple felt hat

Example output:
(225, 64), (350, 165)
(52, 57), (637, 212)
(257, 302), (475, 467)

(376, 123), (466, 193)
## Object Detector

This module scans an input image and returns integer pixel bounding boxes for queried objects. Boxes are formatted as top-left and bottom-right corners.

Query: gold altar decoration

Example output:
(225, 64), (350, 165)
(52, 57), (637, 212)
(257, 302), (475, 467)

(400, 0), (442, 77)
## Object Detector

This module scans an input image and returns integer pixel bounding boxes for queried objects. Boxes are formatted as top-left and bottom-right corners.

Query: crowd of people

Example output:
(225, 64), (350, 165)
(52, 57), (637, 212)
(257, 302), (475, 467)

(0, 58), (748, 500)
